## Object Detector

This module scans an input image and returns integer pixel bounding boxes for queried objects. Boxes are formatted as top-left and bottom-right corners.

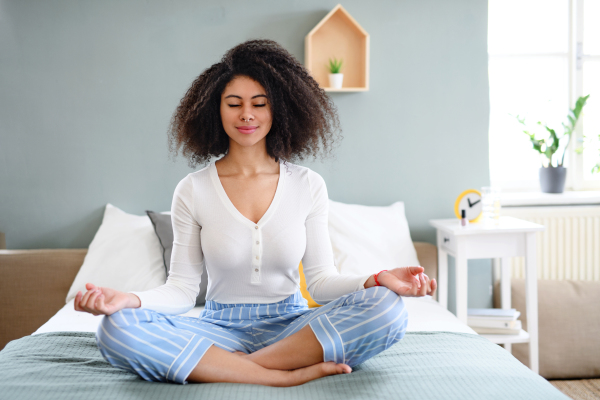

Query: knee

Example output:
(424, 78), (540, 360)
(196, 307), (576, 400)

(96, 315), (115, 358)
(367, 287), (408, 332)
(100, 310), (133, 333)
(96, 314), (122, 351)
(96, 314), (140, 376)
(96, 309), (143, 352)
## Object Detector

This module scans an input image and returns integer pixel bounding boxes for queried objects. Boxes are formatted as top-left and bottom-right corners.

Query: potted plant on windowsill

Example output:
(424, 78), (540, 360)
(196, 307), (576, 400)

(515, 95), (590, 193)
(327, 57), (343, 89)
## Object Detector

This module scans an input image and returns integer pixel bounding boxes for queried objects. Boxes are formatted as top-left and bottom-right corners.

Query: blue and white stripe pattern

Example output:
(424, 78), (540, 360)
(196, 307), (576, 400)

(96, 286), (408, 384)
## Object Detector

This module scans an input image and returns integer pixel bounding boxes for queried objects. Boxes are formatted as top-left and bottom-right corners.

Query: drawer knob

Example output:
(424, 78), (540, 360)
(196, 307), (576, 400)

(444, 237), (450, 243)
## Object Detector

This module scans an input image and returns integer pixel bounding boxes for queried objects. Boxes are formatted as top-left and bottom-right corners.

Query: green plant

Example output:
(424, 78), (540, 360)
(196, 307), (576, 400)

(574, 125), (600, 174)
(514, 94), (590, 168)
(327, 57), (343, 74)
(591, 153), (600, 174)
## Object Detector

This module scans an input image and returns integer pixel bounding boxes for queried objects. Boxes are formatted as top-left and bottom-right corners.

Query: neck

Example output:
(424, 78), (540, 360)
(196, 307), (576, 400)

(217, 139), (279, 176)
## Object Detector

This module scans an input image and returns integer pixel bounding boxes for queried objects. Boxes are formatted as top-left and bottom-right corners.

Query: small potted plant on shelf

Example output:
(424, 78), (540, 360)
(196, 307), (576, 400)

(515, 94), (590, 193)
(327, 57), (343, 89)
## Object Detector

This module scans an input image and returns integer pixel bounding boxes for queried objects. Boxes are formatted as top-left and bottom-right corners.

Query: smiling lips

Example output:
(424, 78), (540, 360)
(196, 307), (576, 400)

(237, 126), (258, 134)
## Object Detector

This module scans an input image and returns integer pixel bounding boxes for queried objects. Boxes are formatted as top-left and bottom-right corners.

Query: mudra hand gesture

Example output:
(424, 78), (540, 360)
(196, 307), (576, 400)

(374, 266), (436, 297)
(74, 283), (140, 316)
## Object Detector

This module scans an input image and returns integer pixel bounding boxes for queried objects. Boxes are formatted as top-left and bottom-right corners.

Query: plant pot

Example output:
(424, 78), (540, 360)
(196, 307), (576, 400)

(328, 73), (343, 89)
(539, 165), (567, 193)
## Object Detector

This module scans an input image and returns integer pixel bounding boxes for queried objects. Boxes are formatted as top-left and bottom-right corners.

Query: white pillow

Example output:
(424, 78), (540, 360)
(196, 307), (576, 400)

(65, 204), (167, 303)
(328, 199), (420, 276)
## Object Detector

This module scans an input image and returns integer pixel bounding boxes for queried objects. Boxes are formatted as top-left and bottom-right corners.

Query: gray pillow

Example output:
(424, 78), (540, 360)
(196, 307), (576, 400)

(146, 211), (208, 306)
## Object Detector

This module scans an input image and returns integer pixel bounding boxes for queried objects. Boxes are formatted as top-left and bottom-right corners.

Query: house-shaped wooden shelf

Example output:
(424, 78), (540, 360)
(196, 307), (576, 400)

(304, 4), (370, 92)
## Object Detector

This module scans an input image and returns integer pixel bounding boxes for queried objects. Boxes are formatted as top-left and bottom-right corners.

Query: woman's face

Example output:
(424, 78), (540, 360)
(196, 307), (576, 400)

(220, 75), (273, 150)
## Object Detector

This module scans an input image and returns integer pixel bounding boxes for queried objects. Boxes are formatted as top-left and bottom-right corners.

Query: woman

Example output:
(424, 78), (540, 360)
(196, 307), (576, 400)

(74, 39), (436, 387)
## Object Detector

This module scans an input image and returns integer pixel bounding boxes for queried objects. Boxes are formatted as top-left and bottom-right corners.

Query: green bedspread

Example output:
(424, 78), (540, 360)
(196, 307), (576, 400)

(0, 331), (568, 400)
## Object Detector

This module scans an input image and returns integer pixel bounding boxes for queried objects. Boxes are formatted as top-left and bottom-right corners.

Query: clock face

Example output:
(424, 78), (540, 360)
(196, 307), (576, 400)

(455, 190), (483, 221)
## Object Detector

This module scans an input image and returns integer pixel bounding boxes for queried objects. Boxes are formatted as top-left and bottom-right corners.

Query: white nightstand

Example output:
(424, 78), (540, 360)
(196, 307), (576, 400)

(429, 216), (545, 373)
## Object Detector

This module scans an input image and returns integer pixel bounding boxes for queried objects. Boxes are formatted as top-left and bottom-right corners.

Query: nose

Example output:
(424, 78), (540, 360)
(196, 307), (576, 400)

(240, 104), (254, 122)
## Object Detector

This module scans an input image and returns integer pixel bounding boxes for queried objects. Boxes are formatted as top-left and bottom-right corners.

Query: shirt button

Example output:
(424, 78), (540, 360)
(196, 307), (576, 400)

(255, 268), (259, 272)
(256, 256), (259, 260)
(256, 241), (259, 245)
(255, 225), (259, 230)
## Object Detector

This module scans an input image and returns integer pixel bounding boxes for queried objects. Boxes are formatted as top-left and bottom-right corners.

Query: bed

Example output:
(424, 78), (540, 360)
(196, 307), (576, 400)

(0, 202), (569, 399)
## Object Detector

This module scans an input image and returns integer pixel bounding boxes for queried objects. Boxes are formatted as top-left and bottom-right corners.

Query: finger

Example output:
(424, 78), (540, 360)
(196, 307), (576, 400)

(80, 288), (94, 307)
(85, 289), (101, 310)
(85, 283), (97, 291)
(76, 291), (88, 312)
(418, 272), (426, 288)
(408, 266), (424, 276)
(422, 275), (429, 296)
(424, 274), (433, 295)
(84, 290), (99, 310)
(430, 278), (437, 296)
(74, 291), (82, 311)
(93, 290), (105, 310)
(419, 274), (428, 296)
(97, 294), (108, 314)
(411, 282), (420, 296)
(90, 289), (103, 310)
(402, 278), (419, 296)
(92, 293), (105, 315)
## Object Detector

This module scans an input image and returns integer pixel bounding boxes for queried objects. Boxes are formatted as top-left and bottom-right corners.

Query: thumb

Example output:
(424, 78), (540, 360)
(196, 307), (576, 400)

(408, 266), (424, 275)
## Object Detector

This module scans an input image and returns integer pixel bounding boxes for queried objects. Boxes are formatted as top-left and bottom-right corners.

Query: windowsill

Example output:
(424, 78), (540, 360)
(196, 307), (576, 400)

(501, 190), (600, 207)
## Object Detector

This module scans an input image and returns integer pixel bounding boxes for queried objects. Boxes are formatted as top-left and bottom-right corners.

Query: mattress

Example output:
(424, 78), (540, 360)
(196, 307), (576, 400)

(33, 295), (477, 336)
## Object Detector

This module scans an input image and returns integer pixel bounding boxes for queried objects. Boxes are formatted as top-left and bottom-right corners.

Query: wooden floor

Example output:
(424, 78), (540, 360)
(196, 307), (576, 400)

(550, 379), (600, 400)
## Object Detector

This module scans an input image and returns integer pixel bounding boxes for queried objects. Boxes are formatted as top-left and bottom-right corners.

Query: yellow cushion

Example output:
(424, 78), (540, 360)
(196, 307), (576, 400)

(299, 261), (322, 308)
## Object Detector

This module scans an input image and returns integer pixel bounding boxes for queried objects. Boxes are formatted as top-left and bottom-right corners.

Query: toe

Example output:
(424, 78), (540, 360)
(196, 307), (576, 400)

(339, 364), (351, 374)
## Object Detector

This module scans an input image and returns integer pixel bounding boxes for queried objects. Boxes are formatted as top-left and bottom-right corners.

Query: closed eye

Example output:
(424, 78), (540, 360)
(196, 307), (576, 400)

(228, 104), (266, 107)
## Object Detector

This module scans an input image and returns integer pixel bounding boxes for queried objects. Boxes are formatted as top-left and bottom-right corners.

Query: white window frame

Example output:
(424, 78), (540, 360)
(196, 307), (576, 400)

(489, 0), (600, 191)
(570, 0), (600, 190)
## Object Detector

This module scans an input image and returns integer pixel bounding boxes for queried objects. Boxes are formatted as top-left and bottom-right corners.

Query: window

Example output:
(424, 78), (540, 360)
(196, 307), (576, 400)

(488, 0), (600, 191)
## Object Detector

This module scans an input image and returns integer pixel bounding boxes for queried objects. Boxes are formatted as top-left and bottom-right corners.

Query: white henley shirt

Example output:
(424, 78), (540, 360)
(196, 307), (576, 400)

(131, 160), (371, 315)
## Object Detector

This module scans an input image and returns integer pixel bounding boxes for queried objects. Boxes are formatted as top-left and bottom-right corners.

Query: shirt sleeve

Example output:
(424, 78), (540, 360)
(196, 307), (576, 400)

(129, 174), (204, 315)
(302, 170), (372, 305)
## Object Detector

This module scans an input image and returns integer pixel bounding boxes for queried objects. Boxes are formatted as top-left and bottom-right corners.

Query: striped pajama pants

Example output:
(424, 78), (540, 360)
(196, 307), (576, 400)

(95, 286), (408, 384)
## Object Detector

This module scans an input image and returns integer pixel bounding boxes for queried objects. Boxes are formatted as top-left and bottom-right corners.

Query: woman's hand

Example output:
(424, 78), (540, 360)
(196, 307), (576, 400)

(74, 283), (140, 316)
(374, 266), (437, 297)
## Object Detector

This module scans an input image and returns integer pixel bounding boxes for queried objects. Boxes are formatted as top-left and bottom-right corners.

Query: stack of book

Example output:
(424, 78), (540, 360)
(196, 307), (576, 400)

(467, 308), (522, 335)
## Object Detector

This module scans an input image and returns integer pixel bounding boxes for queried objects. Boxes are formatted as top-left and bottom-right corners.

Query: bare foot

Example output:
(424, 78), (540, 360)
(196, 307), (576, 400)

(283, 362), (351, 386)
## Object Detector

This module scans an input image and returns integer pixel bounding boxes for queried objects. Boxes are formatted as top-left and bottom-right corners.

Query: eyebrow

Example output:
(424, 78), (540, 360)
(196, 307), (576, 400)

(224, 94), (268, 100)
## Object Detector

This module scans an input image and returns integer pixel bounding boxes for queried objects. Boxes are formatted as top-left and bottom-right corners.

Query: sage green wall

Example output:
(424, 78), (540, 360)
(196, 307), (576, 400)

(0, 0), (492, 309)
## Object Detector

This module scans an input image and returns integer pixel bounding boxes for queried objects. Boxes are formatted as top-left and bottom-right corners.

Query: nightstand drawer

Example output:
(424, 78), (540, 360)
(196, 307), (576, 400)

(437, 230), (456, 254)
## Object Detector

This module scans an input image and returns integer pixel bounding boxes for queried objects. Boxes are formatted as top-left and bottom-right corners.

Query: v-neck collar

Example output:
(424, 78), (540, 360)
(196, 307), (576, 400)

(209, 160), (285, 229)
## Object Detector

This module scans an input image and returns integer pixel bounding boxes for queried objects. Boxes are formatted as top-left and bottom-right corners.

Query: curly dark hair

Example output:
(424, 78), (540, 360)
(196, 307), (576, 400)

(167, 39), (342, 168)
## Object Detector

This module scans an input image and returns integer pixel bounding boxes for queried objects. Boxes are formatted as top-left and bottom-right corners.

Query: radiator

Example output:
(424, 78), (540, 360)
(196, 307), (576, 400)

(500, 206), (600, 281)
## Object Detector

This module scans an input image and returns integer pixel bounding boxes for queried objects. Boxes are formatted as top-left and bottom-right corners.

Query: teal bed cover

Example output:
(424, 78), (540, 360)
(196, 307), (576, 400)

(0, 331), (568, 400)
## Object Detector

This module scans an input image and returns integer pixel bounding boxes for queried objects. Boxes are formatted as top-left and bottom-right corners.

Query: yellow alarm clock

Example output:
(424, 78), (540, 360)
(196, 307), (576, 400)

(454, 189), (483, 223)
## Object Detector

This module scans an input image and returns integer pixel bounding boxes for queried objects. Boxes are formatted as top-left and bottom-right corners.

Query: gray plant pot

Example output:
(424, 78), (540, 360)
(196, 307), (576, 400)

(539, 166), (567, 193)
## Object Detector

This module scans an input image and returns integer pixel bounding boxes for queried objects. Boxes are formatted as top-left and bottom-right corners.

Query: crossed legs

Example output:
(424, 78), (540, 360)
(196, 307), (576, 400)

(187, 325), (351, 386)
(187, 287), (408, 386)
(97, 287), (406, 387)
